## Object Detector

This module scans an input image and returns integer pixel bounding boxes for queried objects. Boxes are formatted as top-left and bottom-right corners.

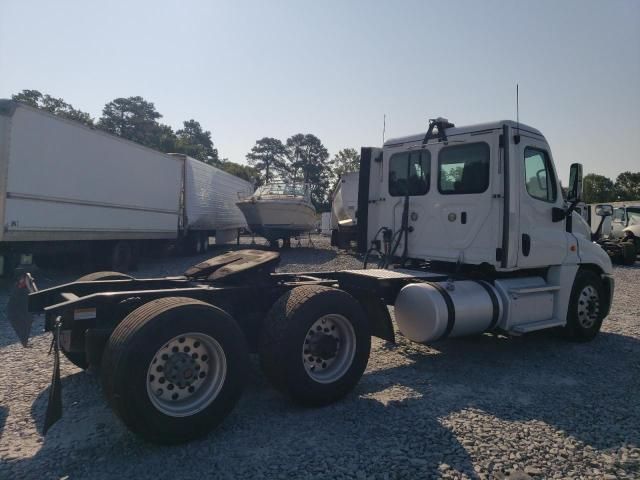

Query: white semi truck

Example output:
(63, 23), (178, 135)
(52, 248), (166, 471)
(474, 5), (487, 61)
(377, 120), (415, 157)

(9, 118), (613, 444)
(0, 100), (252, 276)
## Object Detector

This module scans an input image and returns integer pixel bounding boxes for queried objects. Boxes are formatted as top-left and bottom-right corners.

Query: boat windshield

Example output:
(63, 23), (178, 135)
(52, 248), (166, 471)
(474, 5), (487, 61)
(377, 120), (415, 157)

(255, 183), (308, 198)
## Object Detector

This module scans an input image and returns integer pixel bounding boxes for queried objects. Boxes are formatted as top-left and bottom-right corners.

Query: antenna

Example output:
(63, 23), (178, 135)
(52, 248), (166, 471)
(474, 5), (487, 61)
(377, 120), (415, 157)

(516, 84), (519, 127)
(515, 84), (521, 144)
(383, 114), (386, 144)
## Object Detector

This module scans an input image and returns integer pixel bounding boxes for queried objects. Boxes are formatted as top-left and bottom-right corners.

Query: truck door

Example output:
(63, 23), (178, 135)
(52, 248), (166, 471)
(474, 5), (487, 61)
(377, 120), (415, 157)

(517, 141), (568, 267)
(611, 207), (626, 239)
(381, 137), (500, 265)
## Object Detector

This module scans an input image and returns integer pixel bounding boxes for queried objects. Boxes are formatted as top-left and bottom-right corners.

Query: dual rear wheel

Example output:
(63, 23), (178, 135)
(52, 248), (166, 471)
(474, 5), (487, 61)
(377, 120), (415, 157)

(99, 286), (370, 444)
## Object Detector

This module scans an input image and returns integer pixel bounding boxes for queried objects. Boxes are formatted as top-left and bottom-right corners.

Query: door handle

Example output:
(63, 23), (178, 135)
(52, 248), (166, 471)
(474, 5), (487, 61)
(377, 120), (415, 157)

(461, 212), (467, 224)
(522, 234), (531, 256)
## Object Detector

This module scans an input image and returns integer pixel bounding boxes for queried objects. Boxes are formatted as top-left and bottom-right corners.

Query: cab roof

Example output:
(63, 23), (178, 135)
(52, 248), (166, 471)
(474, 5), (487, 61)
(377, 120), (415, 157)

(384, 120), (545, 147)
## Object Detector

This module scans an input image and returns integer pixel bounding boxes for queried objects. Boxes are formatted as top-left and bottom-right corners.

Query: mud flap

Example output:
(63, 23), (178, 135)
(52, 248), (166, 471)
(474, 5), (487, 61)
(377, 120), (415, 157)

(44, 320), (63, 434)
(7, 273), (37, 347)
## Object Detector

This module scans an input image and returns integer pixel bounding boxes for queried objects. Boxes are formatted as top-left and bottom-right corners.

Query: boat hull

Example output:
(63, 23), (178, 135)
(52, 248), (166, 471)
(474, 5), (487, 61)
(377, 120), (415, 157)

(236, 199), (316, 242)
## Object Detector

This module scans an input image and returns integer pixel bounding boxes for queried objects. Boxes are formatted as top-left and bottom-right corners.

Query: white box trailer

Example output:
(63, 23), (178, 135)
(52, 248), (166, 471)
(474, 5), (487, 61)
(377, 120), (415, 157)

(0, 100), (252, 275)
(176, 154), (253, 249)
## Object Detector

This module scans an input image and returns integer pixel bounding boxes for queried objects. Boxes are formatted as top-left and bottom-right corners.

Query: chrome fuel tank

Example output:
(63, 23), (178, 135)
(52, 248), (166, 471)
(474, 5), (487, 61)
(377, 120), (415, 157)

(394, 280), (503, 343)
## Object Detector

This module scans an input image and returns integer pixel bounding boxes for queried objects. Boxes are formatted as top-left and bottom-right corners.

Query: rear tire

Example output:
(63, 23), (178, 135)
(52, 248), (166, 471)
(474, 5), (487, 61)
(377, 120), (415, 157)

(101, 297), (248, 444)
(563, 269), (605, 342)
(621, 241), (636, 265)
(61, 271), (134, 369)
(77, 271), (133, 282)
(201, 234), (209, 253)
(111, 241), (133, 272)
(259, 286), (371, 407)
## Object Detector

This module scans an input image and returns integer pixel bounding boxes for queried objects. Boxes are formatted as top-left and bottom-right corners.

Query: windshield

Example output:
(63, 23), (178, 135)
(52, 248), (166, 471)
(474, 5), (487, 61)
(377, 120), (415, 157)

(627, 208), (640, 225)
(254, 183), (308, 197)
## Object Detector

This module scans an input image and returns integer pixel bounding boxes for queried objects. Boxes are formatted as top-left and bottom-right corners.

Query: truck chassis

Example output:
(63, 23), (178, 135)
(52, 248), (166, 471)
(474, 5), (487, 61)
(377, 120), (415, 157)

(7, 250), (433, 443)
(8, 247), (611, 444)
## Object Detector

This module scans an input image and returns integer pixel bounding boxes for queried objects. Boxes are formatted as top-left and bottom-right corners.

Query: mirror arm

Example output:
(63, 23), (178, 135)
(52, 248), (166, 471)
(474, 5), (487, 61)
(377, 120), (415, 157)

(565, 199), (579, 216)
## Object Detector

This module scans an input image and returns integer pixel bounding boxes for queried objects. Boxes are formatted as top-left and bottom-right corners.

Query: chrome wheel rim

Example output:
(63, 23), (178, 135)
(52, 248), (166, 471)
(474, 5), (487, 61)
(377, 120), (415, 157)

(302, 314), (356, 384)
(146, 333), (226, 417)
(577, 285), (600, 328)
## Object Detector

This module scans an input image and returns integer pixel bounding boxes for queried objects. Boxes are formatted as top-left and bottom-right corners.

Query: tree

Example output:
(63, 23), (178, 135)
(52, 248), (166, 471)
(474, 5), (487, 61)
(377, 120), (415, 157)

(331, 148), (360, 179)
(614, 171), (640, 201)
(217, 159), (260, 185)
(284, 134), (331, 209)
(582, 174), (616, 203)
(154, 123), (179, 153)
(12, 89), (94, 126)
(246, 137), (287, 183)
(98, 96), (164, 148)
(174, 119), (219, 164)
(12, 89), (42, 107)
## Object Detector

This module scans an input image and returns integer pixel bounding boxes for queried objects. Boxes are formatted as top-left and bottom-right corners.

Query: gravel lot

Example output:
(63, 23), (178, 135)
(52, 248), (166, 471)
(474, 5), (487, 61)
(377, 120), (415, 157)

(1, 235), (638, 479)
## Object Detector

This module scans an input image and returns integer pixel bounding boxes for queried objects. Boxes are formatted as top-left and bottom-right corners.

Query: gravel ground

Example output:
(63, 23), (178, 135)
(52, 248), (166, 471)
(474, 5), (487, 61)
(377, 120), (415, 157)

(0, 235), (638, 480)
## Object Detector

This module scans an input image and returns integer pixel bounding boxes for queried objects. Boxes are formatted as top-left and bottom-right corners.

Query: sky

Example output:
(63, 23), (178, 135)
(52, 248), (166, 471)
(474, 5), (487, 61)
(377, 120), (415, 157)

(1, 0), (639, 184)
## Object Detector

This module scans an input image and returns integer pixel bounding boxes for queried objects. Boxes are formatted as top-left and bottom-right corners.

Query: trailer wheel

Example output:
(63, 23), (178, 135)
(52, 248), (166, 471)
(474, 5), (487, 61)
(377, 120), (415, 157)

(259, 286), (371, 406)
(101, 297), (248, 444)
(563, 269), (605, 342)
(111, 241), (133, 272)
(621, 241), (636, 265)
(200, 234), (209, 253)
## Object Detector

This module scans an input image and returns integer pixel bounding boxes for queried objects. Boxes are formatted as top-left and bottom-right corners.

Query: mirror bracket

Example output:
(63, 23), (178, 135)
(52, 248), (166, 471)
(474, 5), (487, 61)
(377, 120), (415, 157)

(552, 207), (566, 223)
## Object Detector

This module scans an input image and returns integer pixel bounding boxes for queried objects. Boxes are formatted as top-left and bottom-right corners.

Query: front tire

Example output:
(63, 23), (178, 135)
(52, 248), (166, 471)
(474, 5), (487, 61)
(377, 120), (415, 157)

(621, 241), (636, 265)
(563, 269), (606, 341)
(101, 297), (248, 444)
(259, 286), (371, 407)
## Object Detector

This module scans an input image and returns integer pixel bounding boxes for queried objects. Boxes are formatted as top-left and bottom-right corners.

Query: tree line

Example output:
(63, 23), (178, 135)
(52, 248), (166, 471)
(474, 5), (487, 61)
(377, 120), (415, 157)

(582, 172), (640, 204)
(245, 137), (359, 208)
(12, 89), (258, 185)
(11, 90), (361, 210)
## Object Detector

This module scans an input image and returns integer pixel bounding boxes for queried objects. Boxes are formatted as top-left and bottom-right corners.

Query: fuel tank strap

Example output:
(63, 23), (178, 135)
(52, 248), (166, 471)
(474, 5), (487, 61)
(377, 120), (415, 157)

(424, 281), (455, 340)
(476, 280), (500, 330)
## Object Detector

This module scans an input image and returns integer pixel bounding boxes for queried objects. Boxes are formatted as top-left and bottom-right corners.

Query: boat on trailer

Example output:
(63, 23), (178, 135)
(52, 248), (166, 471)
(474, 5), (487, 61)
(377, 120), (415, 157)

(236, 182), (316, 247)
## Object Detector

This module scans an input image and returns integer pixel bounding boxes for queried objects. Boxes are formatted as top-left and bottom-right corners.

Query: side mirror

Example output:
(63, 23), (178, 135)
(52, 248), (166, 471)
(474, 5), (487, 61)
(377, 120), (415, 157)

(595, 204), (613, 217)
(567, 163), (583, 203)
(536, 169), (548, 190)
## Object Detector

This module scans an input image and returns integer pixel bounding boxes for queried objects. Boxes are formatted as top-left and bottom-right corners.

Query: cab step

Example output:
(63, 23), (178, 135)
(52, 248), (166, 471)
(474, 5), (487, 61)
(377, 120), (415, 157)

(510, 317), (565, 334)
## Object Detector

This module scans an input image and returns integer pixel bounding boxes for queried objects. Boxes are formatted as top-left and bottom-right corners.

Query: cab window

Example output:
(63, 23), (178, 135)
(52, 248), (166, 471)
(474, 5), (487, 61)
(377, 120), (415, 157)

(613, 208), (625, 222)
(524, 148), (557, 202)
(389, 150), (430, 196)
(438, 143), (490, 194)
(627, 208), (640, 225)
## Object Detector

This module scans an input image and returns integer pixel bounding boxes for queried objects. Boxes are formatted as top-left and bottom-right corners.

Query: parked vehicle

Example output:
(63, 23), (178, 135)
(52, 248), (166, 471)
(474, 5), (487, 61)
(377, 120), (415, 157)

(8, 118), (613, 445)
(590, 204), (637, 265)
(0, 101), (252, 276)
(610, 204), (640, 246)
(236, 182), (316, 247)
(330, 171), (359, 249)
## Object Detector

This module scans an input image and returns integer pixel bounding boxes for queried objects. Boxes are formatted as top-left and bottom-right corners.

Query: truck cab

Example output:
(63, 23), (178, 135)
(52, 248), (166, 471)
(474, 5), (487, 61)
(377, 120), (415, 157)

(611, 205), (640, 241)
(357, 119), (613, 339)
(359, 119), (610, 274)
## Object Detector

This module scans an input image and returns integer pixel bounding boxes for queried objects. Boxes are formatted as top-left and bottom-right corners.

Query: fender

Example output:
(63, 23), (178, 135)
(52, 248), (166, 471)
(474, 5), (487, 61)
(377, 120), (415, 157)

(347, 290), (395, 343)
